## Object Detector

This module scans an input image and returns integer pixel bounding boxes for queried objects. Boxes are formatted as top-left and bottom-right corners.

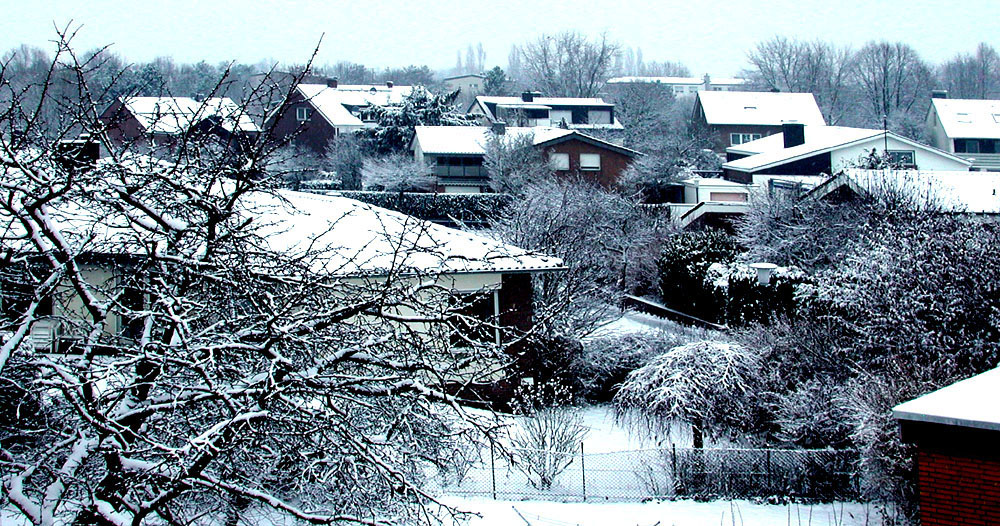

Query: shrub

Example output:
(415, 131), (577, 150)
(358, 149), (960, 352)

(657, 229), (739, 323)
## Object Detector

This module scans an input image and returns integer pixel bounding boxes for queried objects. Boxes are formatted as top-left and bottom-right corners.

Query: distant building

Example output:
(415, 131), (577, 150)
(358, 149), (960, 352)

(99, 96), (259, 155)
(443, 73), (485, 95)
(467, 92), (624, 131)
(722, 124), (970, 183)
(606, 74), (748, 97)
(692, 91), (826, 153)
(266, 79), (416, 152)
(926, 96), (1000, 171)
(411, 125), (640, 193)
(893, 367), (1000, 525)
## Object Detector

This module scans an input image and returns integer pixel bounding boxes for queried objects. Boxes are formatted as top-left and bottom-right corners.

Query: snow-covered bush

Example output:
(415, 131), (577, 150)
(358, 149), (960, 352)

(615, 341), (766, 448)
(335, 191), (514, 223)
(706, 262), (808, 327)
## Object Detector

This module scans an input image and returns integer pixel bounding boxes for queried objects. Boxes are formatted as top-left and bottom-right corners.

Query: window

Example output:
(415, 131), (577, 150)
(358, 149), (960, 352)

(549, 152), (570, 170)
(730, 133), (762, 145)
(295, 107), (311, 122)
(955, 138), (979, 154)
(580, 153), (601, 171)
(887, 150), (916, 168)
(587, 110), (611, 125)
(550, 109), (573, 125)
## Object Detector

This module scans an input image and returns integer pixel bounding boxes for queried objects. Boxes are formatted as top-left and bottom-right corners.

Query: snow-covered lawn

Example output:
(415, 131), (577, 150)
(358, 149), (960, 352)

(440, 496), (881, 526)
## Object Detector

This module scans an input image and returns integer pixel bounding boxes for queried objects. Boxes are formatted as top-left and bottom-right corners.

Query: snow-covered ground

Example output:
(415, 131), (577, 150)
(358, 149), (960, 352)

(439, 496), (882, 526)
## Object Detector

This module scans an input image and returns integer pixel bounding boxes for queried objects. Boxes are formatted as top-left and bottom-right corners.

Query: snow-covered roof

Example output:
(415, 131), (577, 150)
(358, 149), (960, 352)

(121, 97), (259, 135)
(412, 126), (637, 157)
(812, 168), (1000, 214)
(0, 159), (564, 278)
(893, 367), (1000, 432)
(607, 76), (747, 86)
(681, 177), (750, 189)
(696, 91), (826, 127)
(475, 95), (614, 109)
(249, 190), (565, 276)
(722, 126), (971, 173)
(296, 83), (417, 128)
(443, 73), (485, 81)
(930, 98), (1000, 139)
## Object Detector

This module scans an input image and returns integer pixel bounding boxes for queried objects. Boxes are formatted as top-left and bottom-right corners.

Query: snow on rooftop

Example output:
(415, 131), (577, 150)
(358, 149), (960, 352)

(697, 91), (826, 127)
(252, 190), (565, 276)
(412, 126), (575, 156)
(893, 367), (1000, 432)
(840, 168), (1000, 214)
(476, 95), (614, 107)
(931, 98), (1000, 139)
(723, 126), (885, 172)
(122, 97), (259, 135)
(296, 83), (417, 127)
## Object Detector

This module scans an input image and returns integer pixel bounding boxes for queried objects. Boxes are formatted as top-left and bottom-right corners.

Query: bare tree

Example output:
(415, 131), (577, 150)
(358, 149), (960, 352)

(745, 37), (858, 125)
(517, 32), (620, 97)
(853, 40), (934, 135)
(0, 31), (519, 526)
(939, 42), (1000, 99)
(362, 152), (436, 192)
(482, 130), (550, 194)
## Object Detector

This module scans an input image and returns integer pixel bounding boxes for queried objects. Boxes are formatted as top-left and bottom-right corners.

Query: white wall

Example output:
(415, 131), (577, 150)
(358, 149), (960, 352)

(831, 136), (968, 172)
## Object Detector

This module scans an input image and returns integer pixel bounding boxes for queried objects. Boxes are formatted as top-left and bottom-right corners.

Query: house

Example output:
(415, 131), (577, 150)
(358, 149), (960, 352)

(926, 97), (1000, 171)
(8, 160), (565, 353)
(893, 367), (1000, 525)
(99, 96), (259, 154)
(267, 79), (416, 152)
(653, 177), (751, 231)
(692, 91), (826, 152)
(606, 74), (748, 97)
(722, 124), (971, 184)
(411, 125), (641, 193)
(467, 92), (624, 131)
(443, 73), (485, 95)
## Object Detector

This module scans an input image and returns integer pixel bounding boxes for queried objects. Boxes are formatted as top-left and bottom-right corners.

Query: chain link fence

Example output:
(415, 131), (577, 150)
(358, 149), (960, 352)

(431, 444), (859, 502)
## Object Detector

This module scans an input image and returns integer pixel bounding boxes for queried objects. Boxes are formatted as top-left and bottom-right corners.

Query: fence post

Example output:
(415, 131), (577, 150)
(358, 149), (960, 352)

(580, 442), (586, 502)
(490, 439), (497, 501)
(765, 449), (772, 493)
(671, 444), (678, 495)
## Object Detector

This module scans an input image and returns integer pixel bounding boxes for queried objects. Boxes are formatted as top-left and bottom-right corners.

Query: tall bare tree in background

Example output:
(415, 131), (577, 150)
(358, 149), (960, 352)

(853, 40), (934, 136)
(939, 42), (1000, 99)
(516, 31), (620, 97)
(745, 37), (858, 125)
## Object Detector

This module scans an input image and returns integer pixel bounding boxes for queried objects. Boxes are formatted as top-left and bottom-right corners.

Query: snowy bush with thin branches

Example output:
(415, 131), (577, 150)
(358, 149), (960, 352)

(507, 382), (588, 490)
(615, 341), (764, 449)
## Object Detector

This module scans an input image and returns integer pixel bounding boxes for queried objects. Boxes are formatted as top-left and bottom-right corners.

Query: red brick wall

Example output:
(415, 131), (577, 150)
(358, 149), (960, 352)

(269, 90), (338, 153)
(916, 448), (1000, 525)
(541, 139), (633, 188)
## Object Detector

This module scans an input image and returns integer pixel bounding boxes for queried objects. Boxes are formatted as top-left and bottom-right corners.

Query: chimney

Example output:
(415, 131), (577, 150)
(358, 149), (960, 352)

(327, 77), (338, 89)
(932, 89), (948, 99)
(491, 121), (506, 135)
(386, 81), (394, 88)
(703, 73), (711, 89)
(782, 122), (806, 149)
(521, 91), (534, 102)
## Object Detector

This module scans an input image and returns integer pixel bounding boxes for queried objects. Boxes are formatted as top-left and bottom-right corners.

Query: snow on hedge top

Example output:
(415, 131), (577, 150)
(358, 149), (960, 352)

(122, 97), (259, 134)
(893, 367), (1000, 431)
(246, 189), (565, 276)
(412, 126), (574, 155)
(930, 98), (1000, 139)
(696, 91), (826, 126)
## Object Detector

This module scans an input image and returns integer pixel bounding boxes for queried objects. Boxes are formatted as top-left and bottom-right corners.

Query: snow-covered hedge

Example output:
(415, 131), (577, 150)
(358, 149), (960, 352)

(334, 191), (514, 223)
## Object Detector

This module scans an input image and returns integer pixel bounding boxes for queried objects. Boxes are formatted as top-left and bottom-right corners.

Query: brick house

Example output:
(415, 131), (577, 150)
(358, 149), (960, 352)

(893, 367), (1000, 525)
(99, 96), (259, 155)
(411, 125), (641, 193)
(266, 79), (415, 152)
(692, 91), (826, 153)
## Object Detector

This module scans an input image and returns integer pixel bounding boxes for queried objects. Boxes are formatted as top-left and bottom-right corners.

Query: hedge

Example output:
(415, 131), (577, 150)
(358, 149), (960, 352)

(324, 191), (514, 223)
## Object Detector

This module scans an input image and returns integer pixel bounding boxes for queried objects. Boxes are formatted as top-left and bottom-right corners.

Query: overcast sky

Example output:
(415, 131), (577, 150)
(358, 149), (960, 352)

(4, 0), (999, 76)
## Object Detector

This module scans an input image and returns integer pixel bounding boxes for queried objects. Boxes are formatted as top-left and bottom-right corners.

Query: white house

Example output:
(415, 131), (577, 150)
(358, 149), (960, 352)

(926, 97), (1000, 171)
(606, 74), (748, 97)
(443, 73), (485, 95)
(805, 168), (1000, 215)
(722, 124), (971, 183)
(467, 92), (623, 131)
